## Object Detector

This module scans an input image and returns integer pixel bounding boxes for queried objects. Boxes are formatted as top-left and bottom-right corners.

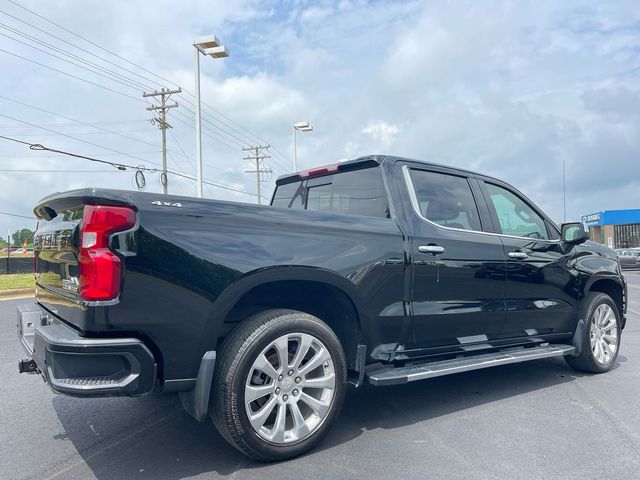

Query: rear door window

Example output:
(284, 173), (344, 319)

(408, 169), (482, 231)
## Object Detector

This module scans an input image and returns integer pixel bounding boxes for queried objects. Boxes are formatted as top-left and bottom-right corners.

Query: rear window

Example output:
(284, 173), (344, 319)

(271, 182), (305, 209)
(271, 167), (389, 218)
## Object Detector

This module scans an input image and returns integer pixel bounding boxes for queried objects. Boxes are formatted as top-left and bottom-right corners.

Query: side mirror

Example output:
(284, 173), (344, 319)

(561, 222), (589, 245)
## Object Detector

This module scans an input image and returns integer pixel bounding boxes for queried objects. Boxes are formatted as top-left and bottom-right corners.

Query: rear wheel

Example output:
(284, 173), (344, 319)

(565, 292), (621, 373)
(211, 309), (347, 461)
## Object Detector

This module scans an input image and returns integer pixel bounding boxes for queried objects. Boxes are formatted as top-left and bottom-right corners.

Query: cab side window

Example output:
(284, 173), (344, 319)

(409, 169), (482, 231)
(485, 183), (549, 240)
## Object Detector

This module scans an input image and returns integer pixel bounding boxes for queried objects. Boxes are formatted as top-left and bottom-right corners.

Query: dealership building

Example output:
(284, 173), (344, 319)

(581, 209), (640, 249)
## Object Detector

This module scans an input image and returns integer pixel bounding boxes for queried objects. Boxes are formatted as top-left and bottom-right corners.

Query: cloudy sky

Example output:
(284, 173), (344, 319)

(0, 0), (639, 237)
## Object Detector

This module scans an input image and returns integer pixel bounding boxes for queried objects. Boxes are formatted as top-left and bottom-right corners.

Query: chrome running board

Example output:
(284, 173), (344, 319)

(366, 344), (575, 386)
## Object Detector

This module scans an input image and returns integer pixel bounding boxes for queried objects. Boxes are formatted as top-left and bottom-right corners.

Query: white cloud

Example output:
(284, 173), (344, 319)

(1, 0), (640, 237)
(208, 74), (307, 123)
(361, 121), (399, 149)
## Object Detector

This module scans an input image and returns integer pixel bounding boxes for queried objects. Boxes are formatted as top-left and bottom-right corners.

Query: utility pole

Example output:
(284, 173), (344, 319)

(143, 87), (182, 194)
(242, 145), (272, 205)
(562, 159), (567, 223)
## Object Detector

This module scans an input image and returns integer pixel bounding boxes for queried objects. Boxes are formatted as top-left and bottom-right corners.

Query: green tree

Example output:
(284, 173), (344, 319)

(0, 237), (6, 249)
(11, 228), (35, 247)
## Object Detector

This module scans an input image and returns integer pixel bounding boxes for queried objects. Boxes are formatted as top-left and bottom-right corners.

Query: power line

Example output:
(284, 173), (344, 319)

(0, 29), (262, 156)
(0, 169), (127, 173)
(167, 128), (200, 177)
(179, 92), (291, 163)
(0, 124), (196, 197)
(3, 1), (291, 171)
(0, 21), (152, 91)
(0, 47), (146, 103)
(175, 107), (246, 150)
(0, 120), (148, 127)
(0, 150), (161, 157)
(2, 2), (290, 162)
(169, 127), (236, 177)
(0, 134), (262, 198)
(1, 128), (154, 136)
(182, 104), (254, 148)
(165, 107), (294, 174)
(0, 112), (161, 165)
(6, 0), (172, 89)
(0, 26), (149, 92)
(0, 5), (159, 90)
(0, 95), (189, 157)
(171, 111), (242, 153)
(178, 95), (291, 167)
(0, 210), (33, 219)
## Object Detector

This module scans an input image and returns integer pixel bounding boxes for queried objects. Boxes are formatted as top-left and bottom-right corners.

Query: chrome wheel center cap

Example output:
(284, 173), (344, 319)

(280, 377), (295, 394)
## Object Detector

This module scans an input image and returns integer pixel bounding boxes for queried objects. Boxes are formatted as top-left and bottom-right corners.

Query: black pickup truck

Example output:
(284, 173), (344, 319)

(16, 155), (626, 461)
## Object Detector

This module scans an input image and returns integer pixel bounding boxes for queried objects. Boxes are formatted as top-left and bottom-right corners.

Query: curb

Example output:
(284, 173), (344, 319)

(0, 288), (35, 300)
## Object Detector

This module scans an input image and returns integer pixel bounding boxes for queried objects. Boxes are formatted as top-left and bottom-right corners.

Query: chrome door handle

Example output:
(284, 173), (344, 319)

(508, 251), (528, 260)
(418, 245), (445, 255)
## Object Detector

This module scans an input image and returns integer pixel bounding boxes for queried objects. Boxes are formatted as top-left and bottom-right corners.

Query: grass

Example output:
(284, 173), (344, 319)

(0, 273), (35, 291)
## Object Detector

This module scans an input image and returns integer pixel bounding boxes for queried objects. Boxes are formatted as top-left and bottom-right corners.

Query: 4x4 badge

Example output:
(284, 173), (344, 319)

(151, 201), (182, 207)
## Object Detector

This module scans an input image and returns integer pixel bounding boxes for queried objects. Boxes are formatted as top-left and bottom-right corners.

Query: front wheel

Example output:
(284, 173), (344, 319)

(565, 292), (621, 373)
(211, 309), (347, 461)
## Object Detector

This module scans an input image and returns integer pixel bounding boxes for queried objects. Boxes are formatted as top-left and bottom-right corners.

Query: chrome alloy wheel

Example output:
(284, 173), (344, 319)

(590, 304), (618, 366)
(244, 332), (336, 444)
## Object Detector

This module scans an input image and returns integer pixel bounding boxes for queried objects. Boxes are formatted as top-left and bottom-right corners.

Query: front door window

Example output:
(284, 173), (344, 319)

(485, 183), (549, 240)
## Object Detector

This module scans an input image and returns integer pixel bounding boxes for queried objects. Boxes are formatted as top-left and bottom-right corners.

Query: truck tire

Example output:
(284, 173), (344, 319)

(565, 292), (621, 373)
(211, 309), (347, 461)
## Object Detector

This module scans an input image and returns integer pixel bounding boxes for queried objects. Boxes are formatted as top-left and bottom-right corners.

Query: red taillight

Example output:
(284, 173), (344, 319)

(299, 164), (339, 179)
(79, 205), (136, 302)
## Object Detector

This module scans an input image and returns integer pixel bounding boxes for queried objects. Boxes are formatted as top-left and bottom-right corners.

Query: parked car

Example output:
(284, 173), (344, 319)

(614, 249), (640, 270)
(16, 155), (627, 461)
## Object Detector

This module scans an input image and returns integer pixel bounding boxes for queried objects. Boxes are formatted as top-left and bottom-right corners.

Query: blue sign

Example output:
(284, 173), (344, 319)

(581, 209), (640, 227)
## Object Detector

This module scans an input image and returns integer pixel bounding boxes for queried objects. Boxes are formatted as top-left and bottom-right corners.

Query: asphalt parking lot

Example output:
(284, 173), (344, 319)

(1, 273), (639, 480)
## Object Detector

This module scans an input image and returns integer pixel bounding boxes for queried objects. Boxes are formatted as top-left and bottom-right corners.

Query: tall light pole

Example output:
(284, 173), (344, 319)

(292, 121), (313, 172)
(562, 158), (567, 223)
(193, 35), (229, 198)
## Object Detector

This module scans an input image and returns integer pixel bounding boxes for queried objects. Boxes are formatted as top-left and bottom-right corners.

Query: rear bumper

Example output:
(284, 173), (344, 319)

(16, 303), (156, 396)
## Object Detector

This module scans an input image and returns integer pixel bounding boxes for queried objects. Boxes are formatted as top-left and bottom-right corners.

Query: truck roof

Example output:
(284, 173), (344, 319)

(275, 154), (501, 185)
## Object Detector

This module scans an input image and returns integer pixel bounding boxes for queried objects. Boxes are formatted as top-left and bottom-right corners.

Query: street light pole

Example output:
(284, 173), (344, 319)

(562, 159), (567, 223)
(194, 49), (203, 198)
(292, 126), (297, 172)
(292, 122), (313, 172)
(193, 35), (229, 198)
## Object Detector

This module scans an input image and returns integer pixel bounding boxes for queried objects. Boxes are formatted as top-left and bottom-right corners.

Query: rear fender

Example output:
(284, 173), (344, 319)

(199, 266), (367, 351)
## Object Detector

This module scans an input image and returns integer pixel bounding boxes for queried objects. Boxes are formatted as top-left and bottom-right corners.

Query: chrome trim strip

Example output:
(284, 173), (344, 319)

(457, 334), (489, 344)
(367, 344), (575, 385)
(401, 165), (562, 244)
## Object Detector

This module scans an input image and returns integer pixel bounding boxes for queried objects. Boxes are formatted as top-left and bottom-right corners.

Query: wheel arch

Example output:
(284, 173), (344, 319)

(205, 267), (366, 371)
(585, 276), (626, 322)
